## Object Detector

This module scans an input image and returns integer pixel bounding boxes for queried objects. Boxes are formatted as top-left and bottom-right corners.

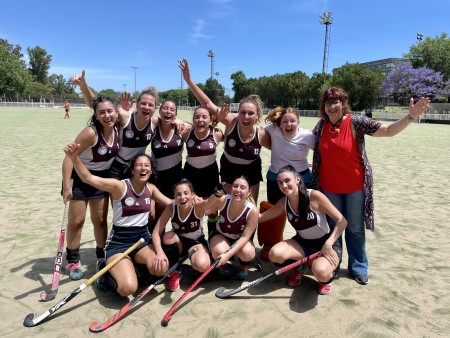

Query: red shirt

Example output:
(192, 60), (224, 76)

(319, 116), (364, 193)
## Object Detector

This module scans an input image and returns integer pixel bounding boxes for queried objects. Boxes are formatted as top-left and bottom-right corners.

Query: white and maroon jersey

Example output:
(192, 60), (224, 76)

(79, 125), (119, 171)
(151, 126), (183, 172)
(185, 127), (218, 168)
(171, 202), (204, 240)
(223, 121), (261, 165)
(285, 190), (330, 240)
(117, 112), (155, 164)
(112, 179), (151, 227)
(216, 195), (254, 240)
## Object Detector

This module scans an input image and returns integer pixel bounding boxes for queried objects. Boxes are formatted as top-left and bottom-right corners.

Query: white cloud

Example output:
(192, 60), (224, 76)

(189, 19), (214, 44)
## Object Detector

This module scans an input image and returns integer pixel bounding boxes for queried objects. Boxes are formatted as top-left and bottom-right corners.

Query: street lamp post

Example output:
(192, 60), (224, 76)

(131, 65), (139, 98)
(208, 50), (215, 100)
(319, 12), (333, 74)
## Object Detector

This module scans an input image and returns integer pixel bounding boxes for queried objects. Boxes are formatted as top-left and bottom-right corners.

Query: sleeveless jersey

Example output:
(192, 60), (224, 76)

(112, 179), (151, 227)
(223, 121), (261, 165)
(151, 126), (183, 171)
(285, 190), (330, 240)
(171, 202), (204, 240)
(117, 112), (155, 164)
(216, 196), (254, 240)
(79, 125), (119, 171)
(185, 127), (218, 168)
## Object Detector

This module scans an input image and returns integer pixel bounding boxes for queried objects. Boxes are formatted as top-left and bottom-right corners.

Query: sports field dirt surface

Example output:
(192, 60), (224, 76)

(1, 107), (449, 337)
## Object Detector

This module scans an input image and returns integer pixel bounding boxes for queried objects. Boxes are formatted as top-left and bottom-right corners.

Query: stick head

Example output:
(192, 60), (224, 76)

(23, 313), (36, 327)
(215, 287), (227, 298)
(89, 322), (101, 332)
(161, 317), (170, 327)
(40, 290), (56, 302)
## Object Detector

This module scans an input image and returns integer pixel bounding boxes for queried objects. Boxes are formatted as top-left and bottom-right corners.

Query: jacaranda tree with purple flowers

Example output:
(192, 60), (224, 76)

(382, 62), (450, 105)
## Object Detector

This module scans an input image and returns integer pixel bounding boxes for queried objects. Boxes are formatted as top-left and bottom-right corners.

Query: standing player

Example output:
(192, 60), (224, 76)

(179, 58), (271, 203)
(61, 97), (119, 280)
(64, 101), (70, 119)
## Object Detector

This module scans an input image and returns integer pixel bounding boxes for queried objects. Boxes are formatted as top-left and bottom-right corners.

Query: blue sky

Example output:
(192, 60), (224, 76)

(1, 0), (449, 95)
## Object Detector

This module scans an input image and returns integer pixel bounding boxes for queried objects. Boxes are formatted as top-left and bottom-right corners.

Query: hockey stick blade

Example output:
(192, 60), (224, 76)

(23, 238), (144, 327)
(215, 251), (321, 299)
(161, 243), (236, 327)
(89, 248), (197, 333)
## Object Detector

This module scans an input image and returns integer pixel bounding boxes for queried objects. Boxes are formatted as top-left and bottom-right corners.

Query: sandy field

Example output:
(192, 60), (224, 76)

(0, 107), (449, 337)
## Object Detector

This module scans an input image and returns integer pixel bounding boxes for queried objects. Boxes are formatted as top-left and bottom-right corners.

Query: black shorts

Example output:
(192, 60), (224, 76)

(109, 158), (129, 180)
(183, 161), (220, 198)
(291, 233), (341, 258)
(153, 162), (183, 198)
(69, 168), (109, 200)
(220, 155), (262, 186)
(178, 234), (209, 256)
(105, 225), (151, 260)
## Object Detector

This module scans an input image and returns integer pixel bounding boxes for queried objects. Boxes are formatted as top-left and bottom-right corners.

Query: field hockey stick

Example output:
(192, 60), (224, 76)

(215, 251), (320, 299)
(23, 238), (145, 327)
(39, 203), (69, 302)
(89, 247), (197, 333)
(161, 243), (236, 327)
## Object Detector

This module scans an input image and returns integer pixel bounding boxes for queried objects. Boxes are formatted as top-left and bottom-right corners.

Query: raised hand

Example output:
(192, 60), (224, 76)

(119, 92), (133, 111)
(71, 69), (86, 87)
(178, 58), (191, 82)
(409, 97), (431, 119)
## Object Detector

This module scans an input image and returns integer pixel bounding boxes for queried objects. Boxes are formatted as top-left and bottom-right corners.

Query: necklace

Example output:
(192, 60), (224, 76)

(329, 117), (343, 134)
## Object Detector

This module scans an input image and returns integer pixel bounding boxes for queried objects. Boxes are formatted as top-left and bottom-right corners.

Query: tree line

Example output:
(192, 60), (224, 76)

(1, 33), (449, 110)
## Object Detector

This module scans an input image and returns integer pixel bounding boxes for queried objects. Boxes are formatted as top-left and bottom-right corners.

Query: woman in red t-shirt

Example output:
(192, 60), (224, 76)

(311, 87), (430, 286)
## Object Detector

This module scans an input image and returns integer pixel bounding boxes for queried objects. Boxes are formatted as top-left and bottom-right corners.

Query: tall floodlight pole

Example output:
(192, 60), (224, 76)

(215, 71), (220, 81)
(180, 64), (183, 107)
(319, 12), (333, 74)
(417, 33), (423, 42)
(208, 50), (215, 100)
(131, 65), (139, 98)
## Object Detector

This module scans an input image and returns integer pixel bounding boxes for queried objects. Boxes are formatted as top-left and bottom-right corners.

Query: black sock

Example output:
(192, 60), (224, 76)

(66, 247), (80, 263)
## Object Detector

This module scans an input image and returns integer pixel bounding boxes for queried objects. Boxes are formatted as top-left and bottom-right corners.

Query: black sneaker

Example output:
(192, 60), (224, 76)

(95, 258), (109, 291)
(355, 274), (369, 285)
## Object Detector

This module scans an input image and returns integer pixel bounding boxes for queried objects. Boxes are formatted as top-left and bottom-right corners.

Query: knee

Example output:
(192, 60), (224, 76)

(191, 255), (211, 272)
(268, 246), (285, 264)
(68, 218), (85, 231)
(312, 262), (333, 283)
(116, 280), (138, 297)
(238, 246), (255, 262)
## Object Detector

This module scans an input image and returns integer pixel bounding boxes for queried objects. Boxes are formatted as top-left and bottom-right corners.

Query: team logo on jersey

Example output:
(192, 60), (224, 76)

(125, 197), (135, 206)
(287, 212), (293, 221)
(187, 139), (195, 148)
(228, 139), (236, 147)
(219, 215), (225, 223)
(153, 140), (161, 149)
(97, 146), (107, 156)
(125, 130), (134, 139)
(173, 222), (179, 230)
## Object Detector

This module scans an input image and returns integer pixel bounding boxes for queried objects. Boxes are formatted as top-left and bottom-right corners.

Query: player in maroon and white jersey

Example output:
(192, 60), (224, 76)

(259, 165), (347, 295)
(179, 58), (271, 203)
(206, 177), (259, 280)
(63, 149), (171, 297)
(151, 179), (212, 291)
(61, 97), (119, 280)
